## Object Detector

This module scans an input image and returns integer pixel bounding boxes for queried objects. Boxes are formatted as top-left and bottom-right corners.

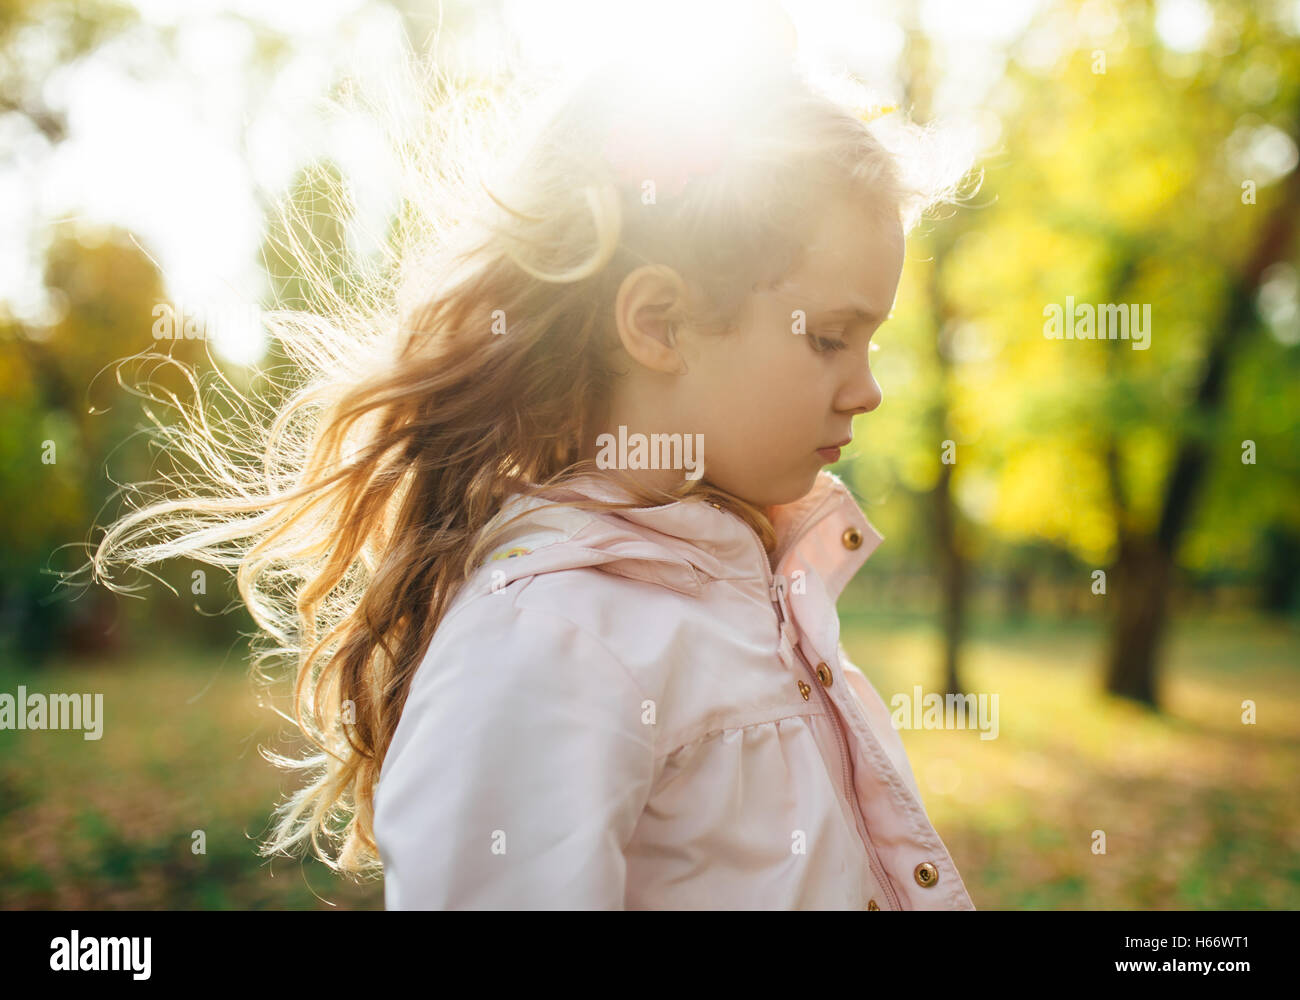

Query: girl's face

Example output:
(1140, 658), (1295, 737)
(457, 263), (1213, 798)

(676, 195), (905, 508)
(595, 193), (904, 510)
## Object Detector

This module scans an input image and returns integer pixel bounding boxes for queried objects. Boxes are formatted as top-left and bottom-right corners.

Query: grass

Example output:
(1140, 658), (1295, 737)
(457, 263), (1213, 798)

(1, 611), (1296, 909)
(0, 640), (383, 910)
(840, 610), (1300, 910)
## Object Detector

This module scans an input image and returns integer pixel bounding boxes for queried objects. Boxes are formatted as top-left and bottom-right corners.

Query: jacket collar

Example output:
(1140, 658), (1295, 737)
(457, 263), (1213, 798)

(479, 470), (883, 604)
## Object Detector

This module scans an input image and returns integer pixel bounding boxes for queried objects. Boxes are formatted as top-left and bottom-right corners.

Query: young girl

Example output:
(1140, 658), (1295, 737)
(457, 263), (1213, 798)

(95, 43), (976, 909)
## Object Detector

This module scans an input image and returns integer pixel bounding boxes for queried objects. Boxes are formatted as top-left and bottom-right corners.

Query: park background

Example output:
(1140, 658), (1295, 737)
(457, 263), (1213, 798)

(1, 0), (1298, 909)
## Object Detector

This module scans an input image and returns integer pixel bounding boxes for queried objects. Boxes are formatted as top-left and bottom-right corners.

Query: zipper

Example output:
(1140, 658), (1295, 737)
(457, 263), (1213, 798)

(771, 573), (904, 912)
(724, 494), (905, 911)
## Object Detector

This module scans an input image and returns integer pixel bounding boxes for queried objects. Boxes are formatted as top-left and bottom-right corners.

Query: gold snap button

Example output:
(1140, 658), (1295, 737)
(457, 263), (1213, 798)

(797, 680), (811, 701)
(842, 526), (862, 550)
(914, 862), (939, 887)
(815, 661), (832, 687)
(867, 899), (880, 910)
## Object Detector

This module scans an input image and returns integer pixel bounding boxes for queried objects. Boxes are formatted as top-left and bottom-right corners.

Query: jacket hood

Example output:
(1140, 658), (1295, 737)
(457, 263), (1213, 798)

(471, 469), (884, 603)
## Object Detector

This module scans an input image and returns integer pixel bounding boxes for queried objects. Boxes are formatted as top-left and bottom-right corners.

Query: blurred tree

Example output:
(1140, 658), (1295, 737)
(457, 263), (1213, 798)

(898, 22), (976, 698)
(0, 0), (137, 145)
(0, 0), (306, 660)
(0, 224), (208, 660)
(1106, 124), (1300, 704)
(853, 0), (1299, 712)
(1258, 523), (1300, 614)
(935, 0), (1300, 708)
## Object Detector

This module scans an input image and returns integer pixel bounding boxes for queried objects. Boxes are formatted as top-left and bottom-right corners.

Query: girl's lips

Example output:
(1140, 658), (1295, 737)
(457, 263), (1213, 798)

(816, 446), (841, 463)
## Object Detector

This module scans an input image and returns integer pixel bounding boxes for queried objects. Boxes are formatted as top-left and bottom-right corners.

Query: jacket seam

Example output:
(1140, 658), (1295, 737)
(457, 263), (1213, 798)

(656, 707), (832, 760)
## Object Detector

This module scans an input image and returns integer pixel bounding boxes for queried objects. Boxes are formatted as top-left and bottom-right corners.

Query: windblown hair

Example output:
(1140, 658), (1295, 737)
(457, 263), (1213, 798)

(91, 41), (975, 875)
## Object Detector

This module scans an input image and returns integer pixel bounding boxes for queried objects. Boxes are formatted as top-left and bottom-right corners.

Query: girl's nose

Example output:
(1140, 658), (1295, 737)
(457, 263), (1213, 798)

(839, 361), (883, 416)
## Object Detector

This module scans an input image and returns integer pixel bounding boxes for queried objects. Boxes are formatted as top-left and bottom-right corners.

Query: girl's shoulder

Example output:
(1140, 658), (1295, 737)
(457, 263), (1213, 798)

(446, 494), (715, 625)
(434, 546), (704, 683)
(417, 498), (736, 725)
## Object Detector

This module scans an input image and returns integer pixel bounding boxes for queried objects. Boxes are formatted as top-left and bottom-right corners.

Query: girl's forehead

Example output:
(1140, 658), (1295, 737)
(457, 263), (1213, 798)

(790, 197), (902, 264)
(764, 223), (904, 316)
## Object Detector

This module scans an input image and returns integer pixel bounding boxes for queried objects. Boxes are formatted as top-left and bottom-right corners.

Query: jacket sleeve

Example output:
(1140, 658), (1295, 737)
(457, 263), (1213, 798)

(373, 602), (658, 910)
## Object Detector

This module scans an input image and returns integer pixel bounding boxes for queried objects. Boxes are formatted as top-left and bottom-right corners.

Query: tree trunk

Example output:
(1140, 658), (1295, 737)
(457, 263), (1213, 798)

(1104, 531), (1171, 705)
(1003, 566), (1031, 624)
(934, 458), (966, 697)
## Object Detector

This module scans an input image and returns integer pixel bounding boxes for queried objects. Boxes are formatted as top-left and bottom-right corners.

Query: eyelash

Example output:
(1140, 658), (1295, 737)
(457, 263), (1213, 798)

(809, 331), (849, 353)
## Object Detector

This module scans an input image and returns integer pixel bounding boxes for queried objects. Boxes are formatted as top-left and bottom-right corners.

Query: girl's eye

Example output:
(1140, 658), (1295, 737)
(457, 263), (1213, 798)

(809, 332), (849, 353)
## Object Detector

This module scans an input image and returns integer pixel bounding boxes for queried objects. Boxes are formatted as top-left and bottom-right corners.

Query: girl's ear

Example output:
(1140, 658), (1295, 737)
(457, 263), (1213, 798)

(614, 265), (690, 375)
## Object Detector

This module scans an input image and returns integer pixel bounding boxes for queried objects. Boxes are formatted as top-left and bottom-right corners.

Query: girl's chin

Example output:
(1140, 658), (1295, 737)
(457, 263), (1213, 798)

(711, 463), (820, 508)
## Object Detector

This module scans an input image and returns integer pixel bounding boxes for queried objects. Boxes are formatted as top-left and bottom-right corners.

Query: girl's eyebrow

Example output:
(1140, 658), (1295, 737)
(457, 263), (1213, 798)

(765, 282), (891, 323)
(815, 305), (889, 324)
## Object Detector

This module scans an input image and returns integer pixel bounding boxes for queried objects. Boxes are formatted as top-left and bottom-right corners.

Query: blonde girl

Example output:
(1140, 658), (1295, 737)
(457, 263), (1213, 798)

(94, 31), (976, 909)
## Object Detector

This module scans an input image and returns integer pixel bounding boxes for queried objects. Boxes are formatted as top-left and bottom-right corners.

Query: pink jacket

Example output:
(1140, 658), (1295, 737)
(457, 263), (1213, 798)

(373, 469), (975, 910)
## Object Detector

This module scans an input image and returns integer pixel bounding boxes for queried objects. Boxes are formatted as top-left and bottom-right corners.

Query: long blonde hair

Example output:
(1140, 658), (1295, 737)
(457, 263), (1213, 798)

(91, 44), (972, 876)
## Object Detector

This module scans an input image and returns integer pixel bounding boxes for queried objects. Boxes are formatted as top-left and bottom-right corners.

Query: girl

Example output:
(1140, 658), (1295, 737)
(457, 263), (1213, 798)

(94, 40), (976, 909)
